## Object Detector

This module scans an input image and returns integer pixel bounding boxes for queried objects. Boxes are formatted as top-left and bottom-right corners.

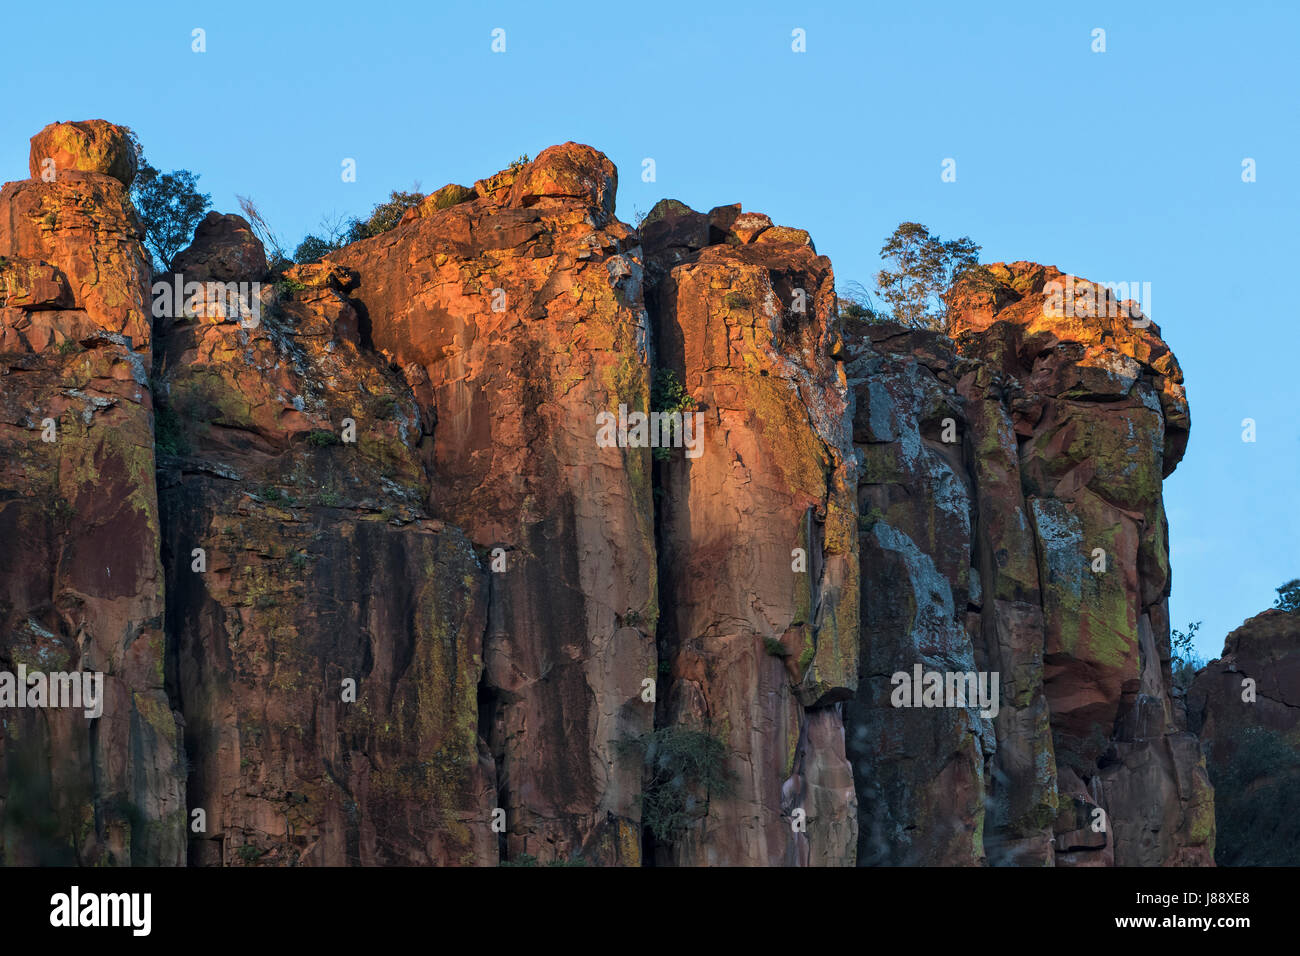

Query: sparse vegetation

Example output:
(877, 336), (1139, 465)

(858, 506), (885, 532)
(347, 189), (424, 242)
(236, 194), (290, 274)
(617, 726), (734, 842)
(293, 212), (354, 264)
(307, 429), (340, 447)
(650, 368), (696, 462)
(762, 636), (790, 658)
(128, 130), (211, 272)
(841, 223), (994, 333)
(1171, 620), (1205, 693)
(836, 279), (890, 324)
(1210, 726), (1300, 866)
(1274, 578), (1300, 613)
(154, 404), (191, 457)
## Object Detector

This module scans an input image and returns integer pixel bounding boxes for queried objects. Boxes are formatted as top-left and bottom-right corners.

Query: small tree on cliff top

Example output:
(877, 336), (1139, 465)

(874, 222), (991, 331)
(1275, 579), (1300, 613)
(126, 130), (211, 272)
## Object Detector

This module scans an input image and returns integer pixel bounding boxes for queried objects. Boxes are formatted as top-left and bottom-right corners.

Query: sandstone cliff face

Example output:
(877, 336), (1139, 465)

(155, 251), (497, 866)
(0, 122), (183, 864)
(0, 121), (1221, 866)
(326, 144), (655, 864)
(642, 201), (859, 866)
(1189, 609), (1300, 866)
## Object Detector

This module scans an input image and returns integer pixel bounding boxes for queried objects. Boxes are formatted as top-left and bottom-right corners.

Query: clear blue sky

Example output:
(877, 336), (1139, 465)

(3, 1), (1296, 658)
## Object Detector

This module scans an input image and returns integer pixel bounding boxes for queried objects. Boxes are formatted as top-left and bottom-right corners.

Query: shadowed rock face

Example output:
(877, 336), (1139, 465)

(154, 247), (497, 865)
(1189, 609), (1300, 866)
(0, 123), (1218, 867)
(843, 264), (1209, 867)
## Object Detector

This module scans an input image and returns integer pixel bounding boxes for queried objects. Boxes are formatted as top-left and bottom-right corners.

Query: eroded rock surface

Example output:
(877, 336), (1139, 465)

(843, 265), (1210, 866)
(328, 143), (654, 865)
(0, 120), (182, 865)
(0, 124), (1222, 867)
(642, 198), (858, 866)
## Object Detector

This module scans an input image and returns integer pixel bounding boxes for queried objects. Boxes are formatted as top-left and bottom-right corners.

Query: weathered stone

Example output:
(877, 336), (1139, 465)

(171, 212), (267, 282)
(29, 120), (138, 187)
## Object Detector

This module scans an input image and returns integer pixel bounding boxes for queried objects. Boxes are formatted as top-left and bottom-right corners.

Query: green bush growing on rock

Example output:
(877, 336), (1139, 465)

(650, 369), (696, 462)
(1210, 726), (1300, 866)
(154, 404), (191, 457)
(1274, 579), (1300, 613)
(347, 189), (424, 242)
(617, 726), (734, 842)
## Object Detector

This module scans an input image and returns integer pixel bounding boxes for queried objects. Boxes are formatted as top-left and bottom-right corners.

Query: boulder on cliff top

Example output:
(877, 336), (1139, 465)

(508, 142), (617, 222)
(170, 211), (268, 281)
(28, 119), (138, 187)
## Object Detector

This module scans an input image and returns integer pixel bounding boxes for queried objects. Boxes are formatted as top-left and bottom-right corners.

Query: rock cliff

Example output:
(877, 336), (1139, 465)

(0, 120), (1229, 865)
(1189, 609), (1300, 866)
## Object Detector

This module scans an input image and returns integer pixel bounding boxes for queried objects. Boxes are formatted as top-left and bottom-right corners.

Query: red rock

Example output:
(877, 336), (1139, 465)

(28, 120), (138, 187)
(171, 212), (268, 282)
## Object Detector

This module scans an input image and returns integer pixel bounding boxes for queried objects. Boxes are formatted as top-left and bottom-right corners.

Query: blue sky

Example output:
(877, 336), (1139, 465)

(3, 1), (1295, 658)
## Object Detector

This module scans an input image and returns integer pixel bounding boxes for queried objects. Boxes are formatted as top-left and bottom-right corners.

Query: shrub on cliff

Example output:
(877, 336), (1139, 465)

(1210, 726), (1300, 866)
(1274, 578), (1300, 613)
(649, 369), (695, 462)
(236, 195), (291, 275)
(293, 213), (354, 264)
(291, 192), (424, 263)
(1171, 620), (1206, 693)
(836, 279), (890, 326)
(617, 726), (734, 842)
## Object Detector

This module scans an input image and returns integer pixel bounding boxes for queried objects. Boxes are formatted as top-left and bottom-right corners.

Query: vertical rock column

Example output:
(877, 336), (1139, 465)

(643, 202), (858, 866)
(951, 263), (1212, 866)
(842, 325), (995, 866)
(331, 145), (656, 864)
(155, 215), (498, 866)
(0, 121), (184, 864)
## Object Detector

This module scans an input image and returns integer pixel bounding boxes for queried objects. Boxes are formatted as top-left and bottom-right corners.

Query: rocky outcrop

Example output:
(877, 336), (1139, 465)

(155, 234), (498, 865)
(1189, 609), (1300, 865)
(0, 122), (1222, 867)
(327, 143), (654, 865)
(641, 199), (858, 866)
(28, 119), (138, 187)
(844, 265), (1210, 866)
(0, 120), (183, 864)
